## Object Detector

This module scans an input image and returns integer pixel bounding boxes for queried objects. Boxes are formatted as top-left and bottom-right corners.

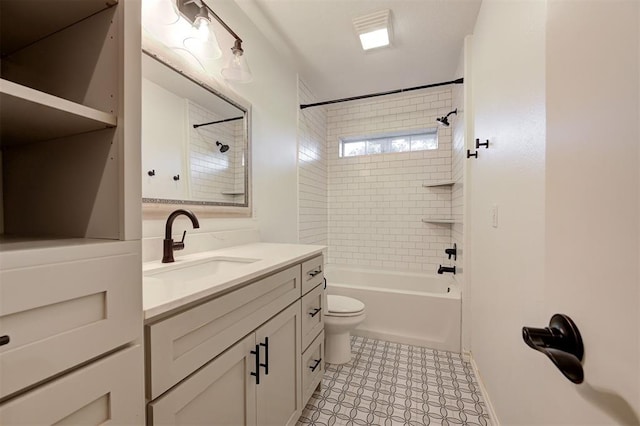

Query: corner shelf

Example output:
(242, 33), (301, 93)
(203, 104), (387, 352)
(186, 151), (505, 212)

(0, 78), (117, 146)
(422, 180), (456, 187)
(422, 218), (460, 224)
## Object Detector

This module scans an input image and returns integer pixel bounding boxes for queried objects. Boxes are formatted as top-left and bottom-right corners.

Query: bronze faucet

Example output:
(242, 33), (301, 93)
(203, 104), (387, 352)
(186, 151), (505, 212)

(162, 209), (200, 263)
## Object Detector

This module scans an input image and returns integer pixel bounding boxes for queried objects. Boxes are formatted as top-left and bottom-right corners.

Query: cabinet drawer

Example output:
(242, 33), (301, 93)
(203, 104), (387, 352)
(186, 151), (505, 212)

(147, 264), (301, 399)
(301, 283), (324, 351)
(0, 252), (141, 399)
(0, 345), (144, 425)
(301, 331), (324, 406)
(301, 255), (323, 296)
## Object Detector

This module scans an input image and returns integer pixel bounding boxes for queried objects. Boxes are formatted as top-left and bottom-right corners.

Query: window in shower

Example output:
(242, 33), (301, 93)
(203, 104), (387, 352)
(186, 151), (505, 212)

(339, 129), (438, 158)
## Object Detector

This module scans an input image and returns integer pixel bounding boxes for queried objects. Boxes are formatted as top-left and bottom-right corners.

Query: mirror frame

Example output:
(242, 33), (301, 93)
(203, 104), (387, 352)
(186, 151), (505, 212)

(141, 50), (252, 218)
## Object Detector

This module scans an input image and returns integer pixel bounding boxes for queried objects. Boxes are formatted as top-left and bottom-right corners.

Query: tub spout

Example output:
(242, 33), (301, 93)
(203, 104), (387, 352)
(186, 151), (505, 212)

(438, 265), (456, 275)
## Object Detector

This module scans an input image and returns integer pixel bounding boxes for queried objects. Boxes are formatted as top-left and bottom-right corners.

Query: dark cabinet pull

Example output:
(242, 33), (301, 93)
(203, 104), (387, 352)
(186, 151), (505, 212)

(309, 358), (322, 372)
(250, 344), (260, 384)
(0, 335), (10, 346)
(309, 307), (321, 318)
(467, 149), (478, 159)
(307, 269), (322, 277)
(259, 337), (269, 375)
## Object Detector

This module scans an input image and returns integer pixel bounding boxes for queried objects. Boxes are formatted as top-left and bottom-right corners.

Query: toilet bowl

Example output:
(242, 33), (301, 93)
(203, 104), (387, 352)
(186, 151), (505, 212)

(324, 295), (366, 364)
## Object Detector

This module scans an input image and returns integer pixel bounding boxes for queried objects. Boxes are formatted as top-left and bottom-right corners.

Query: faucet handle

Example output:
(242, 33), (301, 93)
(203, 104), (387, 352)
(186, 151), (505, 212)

(172, 230), (187, 251)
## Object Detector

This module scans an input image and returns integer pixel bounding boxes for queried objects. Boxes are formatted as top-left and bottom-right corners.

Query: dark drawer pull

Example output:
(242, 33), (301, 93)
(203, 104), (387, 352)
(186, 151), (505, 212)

(0, 335), (10, 346)
(307, 269), (322, 277)
(250, 344), (260, 384)
(260, 337), (269, 375)
(309, 307), (321, 318)
(309, 358), (322, 372)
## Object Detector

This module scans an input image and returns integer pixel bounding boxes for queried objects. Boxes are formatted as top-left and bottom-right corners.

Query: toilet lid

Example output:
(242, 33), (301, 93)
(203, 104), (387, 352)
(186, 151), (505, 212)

(327, 295), (365, 314)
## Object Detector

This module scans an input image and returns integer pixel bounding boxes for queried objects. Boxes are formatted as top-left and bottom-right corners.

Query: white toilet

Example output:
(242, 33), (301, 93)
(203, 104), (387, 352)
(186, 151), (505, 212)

(324, 295), (366, 364)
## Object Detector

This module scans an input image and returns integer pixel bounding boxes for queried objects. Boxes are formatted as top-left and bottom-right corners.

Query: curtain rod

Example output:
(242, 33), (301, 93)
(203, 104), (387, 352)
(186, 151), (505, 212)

(193, 116), (244, 129)
(300, 78), (464, 110)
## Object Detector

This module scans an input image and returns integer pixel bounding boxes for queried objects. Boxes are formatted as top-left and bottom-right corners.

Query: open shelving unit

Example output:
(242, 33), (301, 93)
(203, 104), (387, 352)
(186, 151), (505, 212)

(0, 2), (143, 422)
(0, 0), (140, 250)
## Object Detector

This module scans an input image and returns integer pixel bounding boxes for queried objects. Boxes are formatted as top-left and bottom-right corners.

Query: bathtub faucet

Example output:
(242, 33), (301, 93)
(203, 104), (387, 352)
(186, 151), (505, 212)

(438, 265), (456, 275)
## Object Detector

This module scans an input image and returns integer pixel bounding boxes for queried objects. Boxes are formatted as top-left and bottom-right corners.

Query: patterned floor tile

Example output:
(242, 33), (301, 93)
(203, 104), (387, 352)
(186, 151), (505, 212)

(297, 336), (491, 426)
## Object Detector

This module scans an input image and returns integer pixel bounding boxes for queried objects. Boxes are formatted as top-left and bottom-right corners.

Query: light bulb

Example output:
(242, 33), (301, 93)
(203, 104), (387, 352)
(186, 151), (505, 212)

(194, 16), (209, 41)
(183, 11), (221, 60)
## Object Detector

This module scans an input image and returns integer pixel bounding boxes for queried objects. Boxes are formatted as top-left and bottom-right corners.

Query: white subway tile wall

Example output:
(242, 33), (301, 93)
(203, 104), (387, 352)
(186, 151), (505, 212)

(327, 89), (454, 272)
(188, 101), (244, 202)
(298, 80), (329, 246)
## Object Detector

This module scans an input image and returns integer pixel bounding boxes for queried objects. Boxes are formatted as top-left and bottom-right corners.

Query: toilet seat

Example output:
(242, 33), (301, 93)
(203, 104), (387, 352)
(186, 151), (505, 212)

(327, 295), (365, 317)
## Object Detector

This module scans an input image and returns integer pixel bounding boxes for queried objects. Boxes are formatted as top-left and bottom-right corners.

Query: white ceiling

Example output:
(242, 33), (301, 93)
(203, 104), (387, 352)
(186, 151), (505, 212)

(238, 0), (481, 101)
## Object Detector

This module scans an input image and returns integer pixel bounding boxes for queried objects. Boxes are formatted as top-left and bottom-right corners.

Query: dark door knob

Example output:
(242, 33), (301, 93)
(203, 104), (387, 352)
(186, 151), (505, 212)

(522, 314), (584, 384)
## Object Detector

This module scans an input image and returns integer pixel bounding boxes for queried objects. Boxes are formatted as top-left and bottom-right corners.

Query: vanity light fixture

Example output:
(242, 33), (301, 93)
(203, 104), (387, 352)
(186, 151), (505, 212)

(178, 0), (252, 82)
(143, 0), (252, 82)
(353, 9), (392, 51)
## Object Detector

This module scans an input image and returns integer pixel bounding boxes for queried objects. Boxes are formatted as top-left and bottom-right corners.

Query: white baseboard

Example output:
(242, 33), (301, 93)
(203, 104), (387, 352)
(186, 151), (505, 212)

(469, 353), (500, 426)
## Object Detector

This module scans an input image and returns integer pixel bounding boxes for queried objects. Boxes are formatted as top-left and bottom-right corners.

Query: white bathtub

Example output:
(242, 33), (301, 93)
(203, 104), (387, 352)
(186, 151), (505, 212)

(325, 265), (461, 352)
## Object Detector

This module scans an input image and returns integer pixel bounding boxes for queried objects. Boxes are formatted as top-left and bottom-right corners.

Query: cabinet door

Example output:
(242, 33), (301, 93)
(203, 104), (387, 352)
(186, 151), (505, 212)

(255, 302), (302, 426)
(148, 335), (257, 426)
(0, 345), (143, 425)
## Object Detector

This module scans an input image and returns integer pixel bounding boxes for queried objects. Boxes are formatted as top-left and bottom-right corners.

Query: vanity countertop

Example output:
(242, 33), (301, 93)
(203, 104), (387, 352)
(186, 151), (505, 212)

(143, 242), (325, 320)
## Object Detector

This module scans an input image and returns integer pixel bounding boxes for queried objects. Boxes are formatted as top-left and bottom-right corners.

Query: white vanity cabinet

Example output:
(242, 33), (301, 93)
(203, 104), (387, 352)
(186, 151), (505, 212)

(145, 253), (326, 426)
(149, 303), (301, 426)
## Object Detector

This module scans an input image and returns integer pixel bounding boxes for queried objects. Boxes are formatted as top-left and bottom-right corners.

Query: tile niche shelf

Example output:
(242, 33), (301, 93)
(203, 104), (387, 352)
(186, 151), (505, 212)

(422, 180), (456, 187)
(422, 179), (459, 224)
(421, 218), (460, 224)
(0, 78), (117, 146)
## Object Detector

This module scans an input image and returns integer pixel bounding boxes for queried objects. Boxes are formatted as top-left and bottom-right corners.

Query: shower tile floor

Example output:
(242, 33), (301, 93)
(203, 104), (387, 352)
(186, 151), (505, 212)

(297, 336), (491, 426)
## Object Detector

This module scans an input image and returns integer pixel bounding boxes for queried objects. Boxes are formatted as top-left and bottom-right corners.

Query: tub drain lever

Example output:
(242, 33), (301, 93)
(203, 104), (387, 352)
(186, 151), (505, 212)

(522, 314), (584, 384)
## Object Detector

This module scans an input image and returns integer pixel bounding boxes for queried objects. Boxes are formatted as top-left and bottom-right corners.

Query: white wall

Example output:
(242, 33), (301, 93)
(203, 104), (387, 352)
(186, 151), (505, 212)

(141, 79), (189, 200)
(469, 0), (640, 424)
(141, 0), (299, 244)
(468, 0), (547, 423)
(298, 79), (328, 246)
(326, 89), (454, 272)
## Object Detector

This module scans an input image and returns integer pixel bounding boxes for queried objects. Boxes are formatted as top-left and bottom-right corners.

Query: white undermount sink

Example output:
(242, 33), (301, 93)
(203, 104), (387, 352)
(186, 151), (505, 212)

(144, 256), (260, 282)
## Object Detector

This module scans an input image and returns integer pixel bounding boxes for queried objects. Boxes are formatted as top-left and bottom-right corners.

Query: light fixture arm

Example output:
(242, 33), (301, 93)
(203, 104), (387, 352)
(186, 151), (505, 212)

(201, 3), (243, 45)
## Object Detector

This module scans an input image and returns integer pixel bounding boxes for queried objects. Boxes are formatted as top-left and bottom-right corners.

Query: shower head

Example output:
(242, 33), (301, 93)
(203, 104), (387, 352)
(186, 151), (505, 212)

(436, 109), (458, 127)
(216, 141), (230, 153)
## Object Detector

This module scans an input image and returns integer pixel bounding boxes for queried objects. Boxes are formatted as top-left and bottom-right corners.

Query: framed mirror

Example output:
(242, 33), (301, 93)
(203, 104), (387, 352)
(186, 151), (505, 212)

(141, 51), (251, 217)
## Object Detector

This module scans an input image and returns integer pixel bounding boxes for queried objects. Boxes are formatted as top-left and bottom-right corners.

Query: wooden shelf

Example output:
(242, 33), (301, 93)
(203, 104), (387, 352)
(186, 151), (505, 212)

(0, 0), (116, 55)
(423, 180), (456, 187)
(0, 78), (117, 146)
(422, 218), (460, 224)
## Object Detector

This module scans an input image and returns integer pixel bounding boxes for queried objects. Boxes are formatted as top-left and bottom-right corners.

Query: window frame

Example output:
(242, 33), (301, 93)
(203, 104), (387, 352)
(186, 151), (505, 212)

(339, 128), (438, 158)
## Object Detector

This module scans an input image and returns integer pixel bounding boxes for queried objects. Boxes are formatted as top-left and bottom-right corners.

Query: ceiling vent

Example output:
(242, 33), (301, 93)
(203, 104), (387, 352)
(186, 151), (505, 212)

(352, 9), (392, 51)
